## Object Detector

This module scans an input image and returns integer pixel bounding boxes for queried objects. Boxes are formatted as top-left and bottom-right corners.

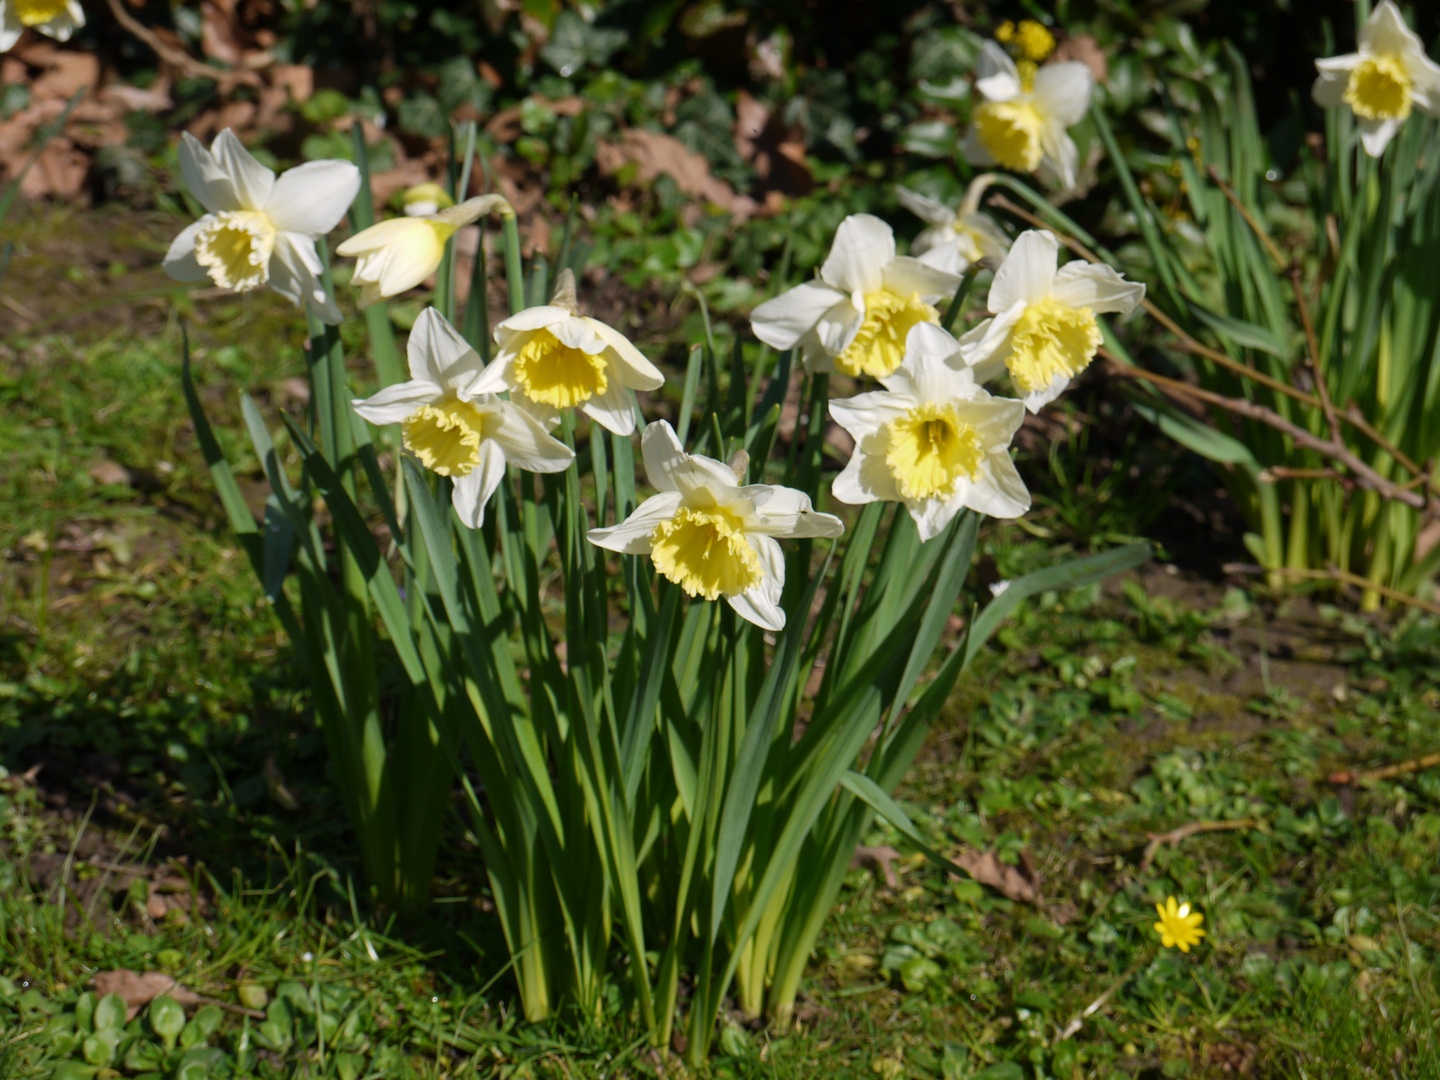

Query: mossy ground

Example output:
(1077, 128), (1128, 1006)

(2, 205), (1439, 1079)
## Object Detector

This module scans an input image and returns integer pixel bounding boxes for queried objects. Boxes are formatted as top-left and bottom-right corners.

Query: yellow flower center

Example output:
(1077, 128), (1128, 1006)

(401, 398), (496, 478)
(513, 328), (609, 409)
(1012, 20), (1056, 63)
(837, 290), (939, 379)
(1344, 53), (1413, 122)
(14, 0), (69, 25)
(972, 100), (1045, 173)
(193, 210), (277, 292)
(1006, 298), (1102, 393)
(650, 507), (762, 601)
(884, 403), (983, 500)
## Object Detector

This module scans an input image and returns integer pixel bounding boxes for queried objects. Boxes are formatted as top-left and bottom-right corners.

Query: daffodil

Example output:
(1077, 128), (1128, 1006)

(0, 0), (83, 51)
(337, 194), (512, 308)
(829, 322), (1028, 541)
(401, 182), (454, 217)
(588, 421), (843, 631)
(750, 214), (961, 379)
(163, 130), (360, 325)
(1153, 896), (1206, 953)
(959, 230), (1144, 412)
(964, 41), (1093, 190)
(471, 270), (664, 437)
(897, 175), (1011, 276)
(351, 307), (573, 527)
(1312, 1), (1440, 158)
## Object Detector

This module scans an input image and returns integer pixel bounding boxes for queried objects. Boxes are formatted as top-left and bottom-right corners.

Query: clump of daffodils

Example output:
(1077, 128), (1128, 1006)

(0, 0), (83, 51)
(750, 214), (960, 379)
(960, 229), (1144, 412)
(474, 270), (664, 437)
(897, 175), (1011, 276)
(589, 421), (843, 631)
(1312, 0), (1440, 157)
(337, 194), (512, 308)
(164, 130), (360, 324)
(1153, 896), (1206, 953)
(965, 40), (1094, 190)
(351, 308), (573, 527)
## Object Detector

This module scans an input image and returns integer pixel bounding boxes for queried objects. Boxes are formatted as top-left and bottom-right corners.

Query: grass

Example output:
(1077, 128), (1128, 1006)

(3, 204), (1440, 1079)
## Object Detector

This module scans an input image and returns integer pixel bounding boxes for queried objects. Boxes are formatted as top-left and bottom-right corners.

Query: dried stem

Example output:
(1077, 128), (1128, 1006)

(1288, 264), (1343, 445)
(1222, 563), (1440, 617)
(1139, 818), (1261, 874)
(1329, 753), (1440, 786)
(1207, 164), (1287, 269)
(101, 0), (228, 81)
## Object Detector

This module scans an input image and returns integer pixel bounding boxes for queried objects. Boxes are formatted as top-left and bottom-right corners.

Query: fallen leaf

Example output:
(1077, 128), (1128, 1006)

(596, 128), (759, 221)
(851, 844), (902, 889)
(948, 846), (1042, 904)
(91, 970), (201, 1021)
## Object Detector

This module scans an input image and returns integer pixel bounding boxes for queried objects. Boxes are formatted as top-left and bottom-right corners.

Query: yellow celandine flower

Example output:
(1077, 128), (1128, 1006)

(897, 174), (1011, 276)
(965, 41), (1093, 189)
(1153, 896), (1206, 953)
(959, 230), (1144, 412)
(829, 322), (1029, 541)
(588, 421), (843, 631)
(474, 270), (664, 437)
(163, 129), (360, 325)
(0, 0), (83, 51)
(336, 194), (512, 308)
(351, 308), (573, 527)
(1312, 1), (1440, 158)
(750, 214), (960, 379)
(997, 19), (1055, 63)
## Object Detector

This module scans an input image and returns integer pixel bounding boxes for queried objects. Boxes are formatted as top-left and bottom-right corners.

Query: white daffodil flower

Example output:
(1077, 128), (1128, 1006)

(829, 322), (1029, 541)
(958, 230), (1144, 412)
(337, 194), (512, 308)
(1312, 0), (1440, 158)
(750, 213), (961, 379)
(351, 307), (573, 527)
(588, 421), (844, 631)
(897, 175), (1011, 276)
(963, 41), (1093, 190)
(163, 130), (360, 325)
(1, 0), (82, 50)
(401, 182), (454, 217)
(472, 270), (663, 437)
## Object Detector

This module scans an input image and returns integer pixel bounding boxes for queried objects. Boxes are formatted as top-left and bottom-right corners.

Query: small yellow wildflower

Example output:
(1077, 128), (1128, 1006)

(1153, 896), (1206, 952)
(1011, 19), (1056, 62)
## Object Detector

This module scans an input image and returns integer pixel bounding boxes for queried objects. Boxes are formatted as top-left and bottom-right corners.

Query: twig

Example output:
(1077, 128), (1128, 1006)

(1056, 956), (1147, 1041)
(1259, 466), (1352, 486)
(1138, 818), (1260, 874)
(101, 0), (227, 81)
(1328, 753), (1440, 786)
(1222, 563), (1440, 617)
(1104, 358), (1437, 517)
(1207, 164), (1287, 270)
(1288, 264), (1343, 445)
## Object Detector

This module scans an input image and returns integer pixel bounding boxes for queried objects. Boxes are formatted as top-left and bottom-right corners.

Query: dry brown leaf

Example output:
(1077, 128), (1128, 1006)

(851, 844), (902, 889)
(733, 89), (812, 196)
(91, 970), (201, 1021)
(17, 41), (100, 100)
(596, 128), (759, 221)
(1049, 35), (1107, 84)
(948, 846), (1042, 904)
(200, 0), (246, 65)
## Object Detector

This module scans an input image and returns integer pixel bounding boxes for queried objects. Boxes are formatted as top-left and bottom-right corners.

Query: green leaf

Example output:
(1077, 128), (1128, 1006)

(92, 993), (126, 1033)
(1189, 304), (1286, 357)
(839, 771), (969, 880)
(971, 1064), (1025, 1080)
(1128, 398), (1260, 469)
(148, 994), (185, 1050)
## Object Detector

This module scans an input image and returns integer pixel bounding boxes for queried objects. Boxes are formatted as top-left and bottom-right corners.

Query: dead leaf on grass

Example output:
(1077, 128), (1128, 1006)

(851, 844), (902, 889)
(596, 128), (759, 221)
(948, 846), (1043, 904)
(91, 970), (201, 1021)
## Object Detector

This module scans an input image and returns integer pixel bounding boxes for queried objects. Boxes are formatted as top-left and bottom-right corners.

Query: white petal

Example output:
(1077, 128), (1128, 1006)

(831, 442), (890, 506)
(962, 453), (1031, 518)
(352, 381), (437, 425)
(957, 307), (1024, 385)
(988, 230), (1059, 312)
(586, 318), (664, 389)
(265, 159), (361, 236)
(1358, 115), (1402, 157)
(588, 491), (684, 554)
(269, 233), (339, 323)
(907, 494), (964, 543)
(1039, 123), (1080, 190)
(813, 298), (864, 359)
(1311, 68), (1352, 109)
(640, 420), (735, 498)
(829, 389), (908, 440)
(409, 307), (485, 393)
(582, 378), (639, 436)
(1021, 373), (1071, 413)
(451, 443), (508, 529)
(346, 222), (447, 301)
(963, 213), (1012, 261)
(495, 305), (571, 334)
(727, 535), (786, 632)
(1031, 62), (1093, 129)
(0, 12), (21, 51)
(210, 129), (275, 212)
(917, 242), (969, 275)
(820, 214), (894, 294)
(1362, 1), (1423, 59)
(1050, 262), (1145, 315)
(547, 315), (607, 352)
(902, 320), (964, 369)
(881, 256), (962, 303)
(178, 133), (241, 214)
(742, 485), (844, 538)
(751, 281), (849, 350)
(896, 186), (955, 227)
(35, 6), (78, 40)
(975, 41), (1021, 101)
(493, 402), (575, 473)
(468, 350), (518, 396)
(163, 219), (213, 283)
